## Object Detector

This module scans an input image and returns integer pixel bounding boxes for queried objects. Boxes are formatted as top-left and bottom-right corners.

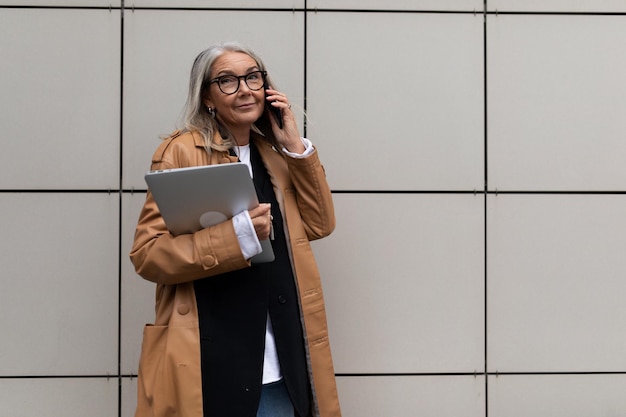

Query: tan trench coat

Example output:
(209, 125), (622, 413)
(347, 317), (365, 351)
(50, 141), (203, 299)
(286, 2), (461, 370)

(130, 130), (342, 417)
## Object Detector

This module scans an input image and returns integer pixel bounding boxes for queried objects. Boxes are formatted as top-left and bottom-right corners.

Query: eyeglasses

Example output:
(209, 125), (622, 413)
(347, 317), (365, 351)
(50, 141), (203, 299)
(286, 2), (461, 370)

(208, 70), (267, 95)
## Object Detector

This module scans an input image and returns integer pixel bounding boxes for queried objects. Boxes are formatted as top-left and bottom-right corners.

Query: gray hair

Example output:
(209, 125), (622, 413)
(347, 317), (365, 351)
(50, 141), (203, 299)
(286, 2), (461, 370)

(180, 42), (277, 153)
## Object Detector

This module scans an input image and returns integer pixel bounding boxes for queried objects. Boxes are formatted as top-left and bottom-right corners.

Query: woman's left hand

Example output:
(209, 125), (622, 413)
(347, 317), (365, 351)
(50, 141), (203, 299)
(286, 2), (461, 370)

(265, 88), (305, 154)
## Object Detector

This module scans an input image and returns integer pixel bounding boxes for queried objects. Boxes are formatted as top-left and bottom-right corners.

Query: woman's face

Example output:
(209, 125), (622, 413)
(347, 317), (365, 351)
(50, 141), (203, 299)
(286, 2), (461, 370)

(204, 51), (266, 133)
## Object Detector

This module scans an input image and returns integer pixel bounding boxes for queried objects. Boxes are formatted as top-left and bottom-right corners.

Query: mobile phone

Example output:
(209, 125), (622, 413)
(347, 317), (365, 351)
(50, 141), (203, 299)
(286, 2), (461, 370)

(264, 83), (283, 129)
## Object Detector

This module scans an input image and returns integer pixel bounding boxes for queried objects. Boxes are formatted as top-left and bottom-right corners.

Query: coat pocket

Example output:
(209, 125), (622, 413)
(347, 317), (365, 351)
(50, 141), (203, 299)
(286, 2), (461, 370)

(135, 323), (203, 417)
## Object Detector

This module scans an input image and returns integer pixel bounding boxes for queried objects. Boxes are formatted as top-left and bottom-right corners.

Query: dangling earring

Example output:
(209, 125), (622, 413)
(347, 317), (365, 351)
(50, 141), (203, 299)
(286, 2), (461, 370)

(207, 106), (216, 117)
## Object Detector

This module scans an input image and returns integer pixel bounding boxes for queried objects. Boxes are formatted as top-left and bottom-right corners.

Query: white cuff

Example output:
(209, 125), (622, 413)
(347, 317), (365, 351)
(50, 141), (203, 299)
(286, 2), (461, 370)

(232, 211), (262, 260)
(282, 137), (314, 158)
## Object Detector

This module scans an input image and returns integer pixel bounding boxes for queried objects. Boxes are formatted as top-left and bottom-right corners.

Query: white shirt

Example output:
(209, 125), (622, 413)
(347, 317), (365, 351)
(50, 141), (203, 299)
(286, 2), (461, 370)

(231, 137), (314, 384)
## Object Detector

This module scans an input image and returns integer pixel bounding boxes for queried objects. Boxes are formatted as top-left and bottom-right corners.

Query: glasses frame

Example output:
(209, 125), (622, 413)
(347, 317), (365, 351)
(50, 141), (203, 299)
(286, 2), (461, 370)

(208, 70), (267, 95)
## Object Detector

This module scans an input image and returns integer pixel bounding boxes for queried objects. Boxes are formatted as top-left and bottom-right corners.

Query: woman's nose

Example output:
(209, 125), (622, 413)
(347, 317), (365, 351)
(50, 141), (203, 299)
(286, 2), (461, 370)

(238, 78), (251, 93)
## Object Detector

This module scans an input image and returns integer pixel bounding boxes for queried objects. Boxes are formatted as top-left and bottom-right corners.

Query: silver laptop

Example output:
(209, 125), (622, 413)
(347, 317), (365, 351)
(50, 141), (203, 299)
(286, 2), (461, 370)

(145, 163), (275, 264)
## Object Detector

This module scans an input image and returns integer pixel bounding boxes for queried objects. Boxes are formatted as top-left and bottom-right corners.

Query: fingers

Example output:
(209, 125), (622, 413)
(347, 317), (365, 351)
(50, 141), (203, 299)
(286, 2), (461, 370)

(249, 203), (272, 241)
(249, 203), (271, 219)
(265, 88), (291, 110)
(265, 89), (300, 143)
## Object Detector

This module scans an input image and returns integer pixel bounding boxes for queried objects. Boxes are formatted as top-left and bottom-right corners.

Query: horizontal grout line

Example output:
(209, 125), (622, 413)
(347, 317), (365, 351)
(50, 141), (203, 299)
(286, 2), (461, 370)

(0, 6), (476, 13)
(0, 189), (122, 193)
(122, 7), (301, 12)
(127, 8), (481, 14)
(336, 371), (626, 377)
(0, 5), (119, 10)
(486, 10), (626, 16)
(337, 372), (481, 377)
(488, 371), (626, 376)
(332, 190), (626, 195)
(1, 189), (625, 195)
(0, 374), (118, 379)
(486, 190), (626, 195)
(3, 371), (625, 379)
(3, 6), (625, 16)
(333, 189), (481, 194)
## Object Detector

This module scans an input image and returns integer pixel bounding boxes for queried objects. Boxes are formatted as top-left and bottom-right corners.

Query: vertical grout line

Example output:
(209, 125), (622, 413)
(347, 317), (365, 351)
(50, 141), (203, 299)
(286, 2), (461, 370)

(118, 1), (125, 416)
(303, 0), (308, 137)
(483, 1), (489, 416)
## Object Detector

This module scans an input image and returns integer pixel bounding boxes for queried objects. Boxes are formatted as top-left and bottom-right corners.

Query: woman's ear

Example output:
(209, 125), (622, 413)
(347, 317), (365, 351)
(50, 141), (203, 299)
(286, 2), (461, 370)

(202, 87), (214, 108)
(203, 96), (214, 109)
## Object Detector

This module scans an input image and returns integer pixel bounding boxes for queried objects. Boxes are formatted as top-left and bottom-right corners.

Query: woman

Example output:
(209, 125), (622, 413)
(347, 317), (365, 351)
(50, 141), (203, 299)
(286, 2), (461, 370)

(130, 42), (342, 417)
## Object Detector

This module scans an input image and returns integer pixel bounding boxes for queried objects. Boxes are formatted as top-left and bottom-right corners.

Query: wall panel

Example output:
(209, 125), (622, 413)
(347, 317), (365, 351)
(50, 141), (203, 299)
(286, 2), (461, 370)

(120, 192), (155, 374)
(2, 2), (626, 416)
(307, 12), (484, 191)
(488, 374), (626, 417)
(488, 0), (626, 12)
(0, 193), (119, 375)
(0, 378), (118, 417)
(337, 375), (485, 417)
(310, 0), (482, 11)
(1, 0), (119, 5)
(121, 377), (138, 417)
(313, 194), (485, 373)
(0, 8), (120, 189)
(487, 195), (626, 372)
(487, 14), (626, 191)
(128, 0), (302, 7)
(122, 9), (304, 189)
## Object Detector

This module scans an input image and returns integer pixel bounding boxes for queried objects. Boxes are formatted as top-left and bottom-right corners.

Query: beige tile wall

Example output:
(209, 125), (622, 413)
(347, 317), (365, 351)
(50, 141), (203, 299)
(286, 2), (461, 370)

(1, 1), (625, 416)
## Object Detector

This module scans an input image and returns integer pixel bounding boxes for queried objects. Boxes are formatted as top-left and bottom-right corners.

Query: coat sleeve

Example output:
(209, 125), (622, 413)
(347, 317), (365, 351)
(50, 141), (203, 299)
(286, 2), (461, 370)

(129, 191), (252, 285)
(284, 148), (336, 241)
(129, 136), (251, 285)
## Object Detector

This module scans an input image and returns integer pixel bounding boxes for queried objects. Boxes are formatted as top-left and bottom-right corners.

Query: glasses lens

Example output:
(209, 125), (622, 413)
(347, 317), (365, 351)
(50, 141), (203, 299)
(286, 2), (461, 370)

(245, 71), (264, 91)
(218, 75), (238, 94)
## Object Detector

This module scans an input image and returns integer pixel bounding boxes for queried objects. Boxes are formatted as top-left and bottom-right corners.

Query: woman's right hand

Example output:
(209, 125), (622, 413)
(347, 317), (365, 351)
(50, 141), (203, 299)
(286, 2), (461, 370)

(248, 203), (272, 241)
